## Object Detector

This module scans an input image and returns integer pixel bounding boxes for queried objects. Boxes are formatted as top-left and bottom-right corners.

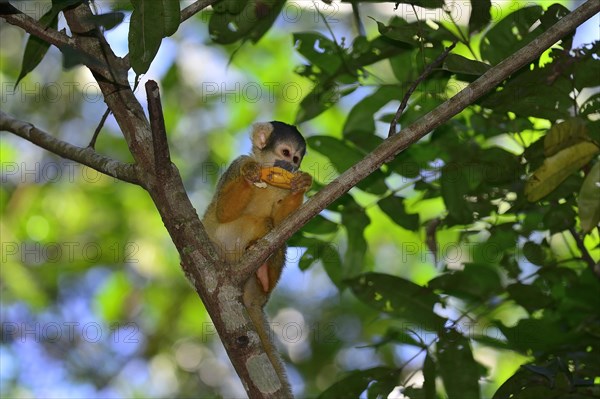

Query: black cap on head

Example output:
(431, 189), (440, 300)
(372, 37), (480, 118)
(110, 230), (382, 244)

(264, 121), (306, 156)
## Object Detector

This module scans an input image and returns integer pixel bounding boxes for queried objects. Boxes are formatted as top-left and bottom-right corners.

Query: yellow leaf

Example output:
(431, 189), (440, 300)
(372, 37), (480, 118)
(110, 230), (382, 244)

(525, 141), (599, 202)
(578, 161), (600, 234)
(544, 118), (588, 157)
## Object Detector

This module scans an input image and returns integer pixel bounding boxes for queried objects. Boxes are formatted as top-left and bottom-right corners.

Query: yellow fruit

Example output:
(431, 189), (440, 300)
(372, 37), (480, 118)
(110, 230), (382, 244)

(260, 166), (295, 189)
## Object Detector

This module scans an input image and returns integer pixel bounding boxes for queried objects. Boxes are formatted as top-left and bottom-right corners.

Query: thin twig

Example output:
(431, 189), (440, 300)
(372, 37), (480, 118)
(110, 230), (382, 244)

(568, 227), (596, 272)
(388, 41), (457, 137)
(88, 107), (111, 149)
(351, 1), (366, 37)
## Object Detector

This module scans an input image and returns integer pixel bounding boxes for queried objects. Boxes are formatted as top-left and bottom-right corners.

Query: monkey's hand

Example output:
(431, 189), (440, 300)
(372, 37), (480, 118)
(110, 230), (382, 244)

(241, 160), (262, 185)
(290, 172), (312, 194)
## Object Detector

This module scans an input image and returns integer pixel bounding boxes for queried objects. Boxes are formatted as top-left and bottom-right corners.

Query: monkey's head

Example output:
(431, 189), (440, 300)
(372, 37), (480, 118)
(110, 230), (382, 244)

(251, 121), (307, 172)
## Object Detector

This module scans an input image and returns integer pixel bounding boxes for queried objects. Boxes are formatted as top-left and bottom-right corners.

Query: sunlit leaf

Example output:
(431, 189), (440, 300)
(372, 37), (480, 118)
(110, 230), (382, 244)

(544, 118), (589, 157)
(578, 161), (600, 234)
(525, 141), (599, 202)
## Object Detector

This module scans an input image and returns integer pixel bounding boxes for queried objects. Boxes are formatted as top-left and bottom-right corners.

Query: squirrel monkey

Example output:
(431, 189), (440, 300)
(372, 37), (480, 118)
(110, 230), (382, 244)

(202, 121), (312, 387)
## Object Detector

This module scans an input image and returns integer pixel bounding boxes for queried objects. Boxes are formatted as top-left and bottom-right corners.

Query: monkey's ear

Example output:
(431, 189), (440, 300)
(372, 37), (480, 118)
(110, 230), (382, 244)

(251, 122), (274, 149)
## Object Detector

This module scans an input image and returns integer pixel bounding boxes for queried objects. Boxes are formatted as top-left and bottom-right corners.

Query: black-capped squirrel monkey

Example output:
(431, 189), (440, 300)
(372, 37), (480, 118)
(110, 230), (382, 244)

(203, 121), (312, 388)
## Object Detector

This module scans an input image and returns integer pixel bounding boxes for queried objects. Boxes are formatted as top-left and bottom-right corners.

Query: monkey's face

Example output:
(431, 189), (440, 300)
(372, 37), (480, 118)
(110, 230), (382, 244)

(259, 140), (305, 172)
(252, 121), (307, 172)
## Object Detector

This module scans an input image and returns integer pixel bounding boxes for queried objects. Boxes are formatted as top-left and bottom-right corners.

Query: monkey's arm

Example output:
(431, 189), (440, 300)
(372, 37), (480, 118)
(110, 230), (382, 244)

(272, 172), (312, 225)
(216, 157), (260, 223)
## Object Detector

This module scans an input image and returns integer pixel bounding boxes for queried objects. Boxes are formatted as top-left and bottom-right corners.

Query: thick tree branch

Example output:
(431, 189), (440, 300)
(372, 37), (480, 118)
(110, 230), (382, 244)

(0, 111), (139, 185)
(236, 0), (600, 281)
(59, 5), (285, 397)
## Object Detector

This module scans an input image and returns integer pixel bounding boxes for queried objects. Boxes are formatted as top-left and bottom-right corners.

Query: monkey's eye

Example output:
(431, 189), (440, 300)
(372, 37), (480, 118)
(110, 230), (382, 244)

(282, 149), (291, 157)
(293, 156), (299, 164)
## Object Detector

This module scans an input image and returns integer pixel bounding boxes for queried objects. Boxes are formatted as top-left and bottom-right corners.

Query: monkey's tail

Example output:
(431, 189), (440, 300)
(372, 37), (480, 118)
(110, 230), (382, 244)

(246, 304), (292, 393)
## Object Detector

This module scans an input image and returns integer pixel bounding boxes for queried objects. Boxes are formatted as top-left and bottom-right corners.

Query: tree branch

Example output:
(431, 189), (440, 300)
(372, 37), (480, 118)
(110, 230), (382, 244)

(0, 111), (140, 185)
(181, 0), (221, 22)
(236, 0), (600, 282)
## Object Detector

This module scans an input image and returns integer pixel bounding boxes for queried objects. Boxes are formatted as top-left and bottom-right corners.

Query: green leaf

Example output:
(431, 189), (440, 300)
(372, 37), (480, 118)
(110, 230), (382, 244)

(129, 0), (165, 75)
(525, 141), (600, 202)
(497, 318), (572, 353)
(307, 136), (388, 194)
(298, 239), (343, 289)
(295, 82), (342, 123)
(209, 0), (285, 44)
(347, 273), (446, 329)
(423, 351), (436, 399)
(372, 17), (417, 45)
(293, 32), (342, 76)
(480, 6), (543, 65)
(469, 0), (491, 34)
(343, 85), (399, 136)
(302, 215), (339, 235)
(318, 367), (399, 399)
(578, 161), (600, 234)
(378, 196), (420, 231)
(436, 329), (481, 399)
(162, 0), (181, 37)
(15, 9), (58, 87)
(580, 92), (600, 117)
(441, 163), (477, 224)
(428, 263), (502, 302)
(307, 136), (362, 172)
(341, 199), (370, 276)
(507, 283), (553, 313)
(522, 241), (546, 266)
(443, 54), (490, 76)
(82, 11), (125, 31)
(128, 0), (180, 75)
(213, 0), (249, 14)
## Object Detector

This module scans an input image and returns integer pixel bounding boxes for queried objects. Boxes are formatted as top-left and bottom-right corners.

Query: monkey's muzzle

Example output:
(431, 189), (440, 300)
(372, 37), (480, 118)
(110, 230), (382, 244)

(273, 159), (297, 172)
